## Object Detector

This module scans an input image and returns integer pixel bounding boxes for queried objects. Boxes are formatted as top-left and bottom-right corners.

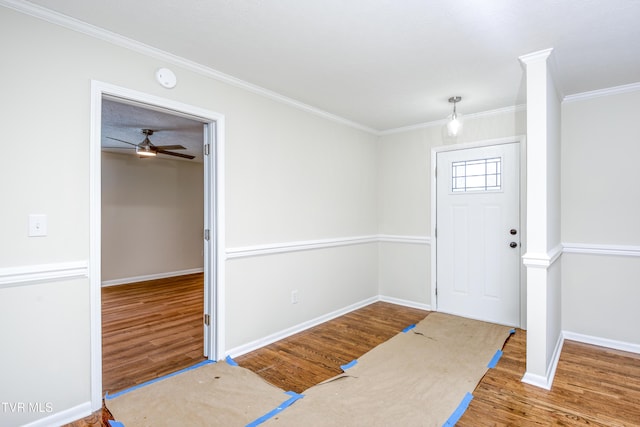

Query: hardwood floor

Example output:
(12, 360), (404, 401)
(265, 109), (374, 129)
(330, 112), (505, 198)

(101, 273), (206, 394)
(63, 404), (113, 427)
(235, 301), (430, 393)
(459, 331), (640, 426)
(66, 285), (640, 426)
(65, 274), (205, 427)
(238, 304), (640, 425)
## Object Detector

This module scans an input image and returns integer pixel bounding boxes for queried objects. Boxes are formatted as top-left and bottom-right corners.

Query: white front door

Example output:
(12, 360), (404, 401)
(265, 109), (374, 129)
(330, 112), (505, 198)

(436, 142), (520, 326)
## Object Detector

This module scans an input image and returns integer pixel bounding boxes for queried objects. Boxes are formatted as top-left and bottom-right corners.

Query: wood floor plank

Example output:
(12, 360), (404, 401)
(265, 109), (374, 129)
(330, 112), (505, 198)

(67, 282), (640, 426)
(101, 273), (205, 395)
(457, 331), (640, 426)
(235, 302), (430, 393)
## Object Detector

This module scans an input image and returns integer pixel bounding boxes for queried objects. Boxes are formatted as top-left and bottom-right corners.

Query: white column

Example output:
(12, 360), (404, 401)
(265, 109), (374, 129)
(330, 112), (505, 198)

(519, 48), (563, 389)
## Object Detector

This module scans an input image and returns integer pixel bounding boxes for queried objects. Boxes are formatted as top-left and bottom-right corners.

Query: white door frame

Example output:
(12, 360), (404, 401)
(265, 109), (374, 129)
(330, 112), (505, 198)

(431, 135), (527, 328)
(89, 80), (226, 410)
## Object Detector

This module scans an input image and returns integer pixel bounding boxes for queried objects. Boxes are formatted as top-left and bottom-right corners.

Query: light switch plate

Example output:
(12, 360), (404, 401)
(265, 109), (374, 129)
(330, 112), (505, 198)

(28, 214), (47, 237)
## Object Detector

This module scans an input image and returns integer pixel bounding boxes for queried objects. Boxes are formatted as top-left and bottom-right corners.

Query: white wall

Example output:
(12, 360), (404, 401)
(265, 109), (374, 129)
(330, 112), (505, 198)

(227, 107), (378, 247)
(562, 90), (640, 245)
(101, 152), (204, 282)
(0, 6), (378, 425)
(376, 110), (526, 306)
(224, 107), (380, 348)
(561, 89), (640, 346)
(226, 244), (378, 349)
(0, 278), (90, 427)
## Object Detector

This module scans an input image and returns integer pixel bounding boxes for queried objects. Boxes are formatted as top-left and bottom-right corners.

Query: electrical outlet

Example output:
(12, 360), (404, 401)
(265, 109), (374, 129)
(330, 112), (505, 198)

(291, 290), (299, 304)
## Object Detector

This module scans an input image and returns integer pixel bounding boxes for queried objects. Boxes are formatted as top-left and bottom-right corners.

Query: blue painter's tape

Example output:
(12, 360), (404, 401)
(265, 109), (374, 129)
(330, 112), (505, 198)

(104, 359), (215, 400)
(341, 359), (358, 371)
(443, 392), (474, 427)
(510, 328), (516, 334)
(402, 324), (416, 333)
(487, 349), (503, 368)
(226, 355), (239, 366)
(246, 391), (304, 426)
(108, 421), (125, 427)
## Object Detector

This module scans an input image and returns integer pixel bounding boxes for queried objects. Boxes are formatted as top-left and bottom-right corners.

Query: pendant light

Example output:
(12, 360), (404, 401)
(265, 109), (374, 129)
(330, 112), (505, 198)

(446, 96), (463, 137)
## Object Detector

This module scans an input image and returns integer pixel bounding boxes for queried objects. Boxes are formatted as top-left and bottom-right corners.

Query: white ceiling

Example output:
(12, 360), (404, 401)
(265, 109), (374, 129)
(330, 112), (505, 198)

(24, 0), (640, 131)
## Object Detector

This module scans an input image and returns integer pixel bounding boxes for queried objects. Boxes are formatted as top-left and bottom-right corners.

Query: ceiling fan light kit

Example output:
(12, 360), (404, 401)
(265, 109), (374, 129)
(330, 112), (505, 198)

(135, 129), (157, 156)
(135, 146), (157, 157)
(105, 128), (195, 160)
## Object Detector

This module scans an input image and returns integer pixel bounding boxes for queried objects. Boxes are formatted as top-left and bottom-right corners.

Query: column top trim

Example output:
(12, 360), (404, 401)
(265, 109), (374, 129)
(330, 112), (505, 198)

(519, 48), (554, 65)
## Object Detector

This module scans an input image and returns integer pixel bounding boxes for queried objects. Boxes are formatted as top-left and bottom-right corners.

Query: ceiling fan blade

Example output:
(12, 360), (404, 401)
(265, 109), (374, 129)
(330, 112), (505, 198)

(156, 149), (195, 159)
(153, 145), (187, 150)
(101, 146), (132, 149)
(106, 137), (138, 147)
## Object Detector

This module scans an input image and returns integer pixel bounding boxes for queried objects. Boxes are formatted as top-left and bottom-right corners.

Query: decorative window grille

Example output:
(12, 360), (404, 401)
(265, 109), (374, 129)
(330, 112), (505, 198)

(451, 157), (502, 192)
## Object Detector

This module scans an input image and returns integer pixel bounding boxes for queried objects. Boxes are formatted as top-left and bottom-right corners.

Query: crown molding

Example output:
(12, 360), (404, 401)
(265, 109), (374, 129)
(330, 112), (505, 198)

(6, 1), (639, 137)
(563, 81), (640, 103)
(379, 104), (527, 136)
(1, 0), (379, 135)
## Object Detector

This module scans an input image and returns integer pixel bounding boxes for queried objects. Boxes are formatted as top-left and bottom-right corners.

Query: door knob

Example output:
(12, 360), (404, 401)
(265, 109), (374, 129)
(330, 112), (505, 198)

(509, 242), (518, 248)
(510, 229), (517, 235)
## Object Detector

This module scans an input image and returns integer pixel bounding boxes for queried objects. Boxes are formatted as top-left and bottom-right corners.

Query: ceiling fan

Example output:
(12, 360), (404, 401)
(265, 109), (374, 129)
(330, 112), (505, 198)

(105, 129), (195, 159)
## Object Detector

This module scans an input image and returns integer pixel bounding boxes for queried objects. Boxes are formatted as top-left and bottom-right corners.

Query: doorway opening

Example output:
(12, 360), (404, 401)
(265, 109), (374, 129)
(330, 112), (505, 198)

(89, 81), (225, 410)
(101, 98), (206, 392)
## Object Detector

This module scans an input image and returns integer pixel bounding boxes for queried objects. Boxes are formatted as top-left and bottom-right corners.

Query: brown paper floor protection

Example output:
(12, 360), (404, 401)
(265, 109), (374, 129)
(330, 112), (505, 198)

(264, 312), (513, 426)
(106, 312), (512, 426)
(106, 360), (292, 426)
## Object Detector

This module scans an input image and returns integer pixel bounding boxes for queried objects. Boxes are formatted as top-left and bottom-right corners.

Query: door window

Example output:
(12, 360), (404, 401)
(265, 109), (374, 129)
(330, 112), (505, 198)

(451, 157), (502, 193)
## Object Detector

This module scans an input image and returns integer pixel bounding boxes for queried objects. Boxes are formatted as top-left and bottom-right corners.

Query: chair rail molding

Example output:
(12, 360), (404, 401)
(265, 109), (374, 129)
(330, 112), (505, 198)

(0, 260), (89, 288)
(226, 234), (431, 259)
(562, 242), (640, 257)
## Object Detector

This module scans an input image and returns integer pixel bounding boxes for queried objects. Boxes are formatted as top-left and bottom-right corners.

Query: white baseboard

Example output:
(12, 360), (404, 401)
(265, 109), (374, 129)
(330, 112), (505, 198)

(226, 295), (433, 358)
(379, 295), (431, 311)
(227, 296), (379, 358)
(521, 331), (640, 390)
(521, 371), (551, 390)
(522, 333), (564, 390)
(101, 268), (204, 287)
(23, 401), (92, 427)
(562, 330), (640, 354)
